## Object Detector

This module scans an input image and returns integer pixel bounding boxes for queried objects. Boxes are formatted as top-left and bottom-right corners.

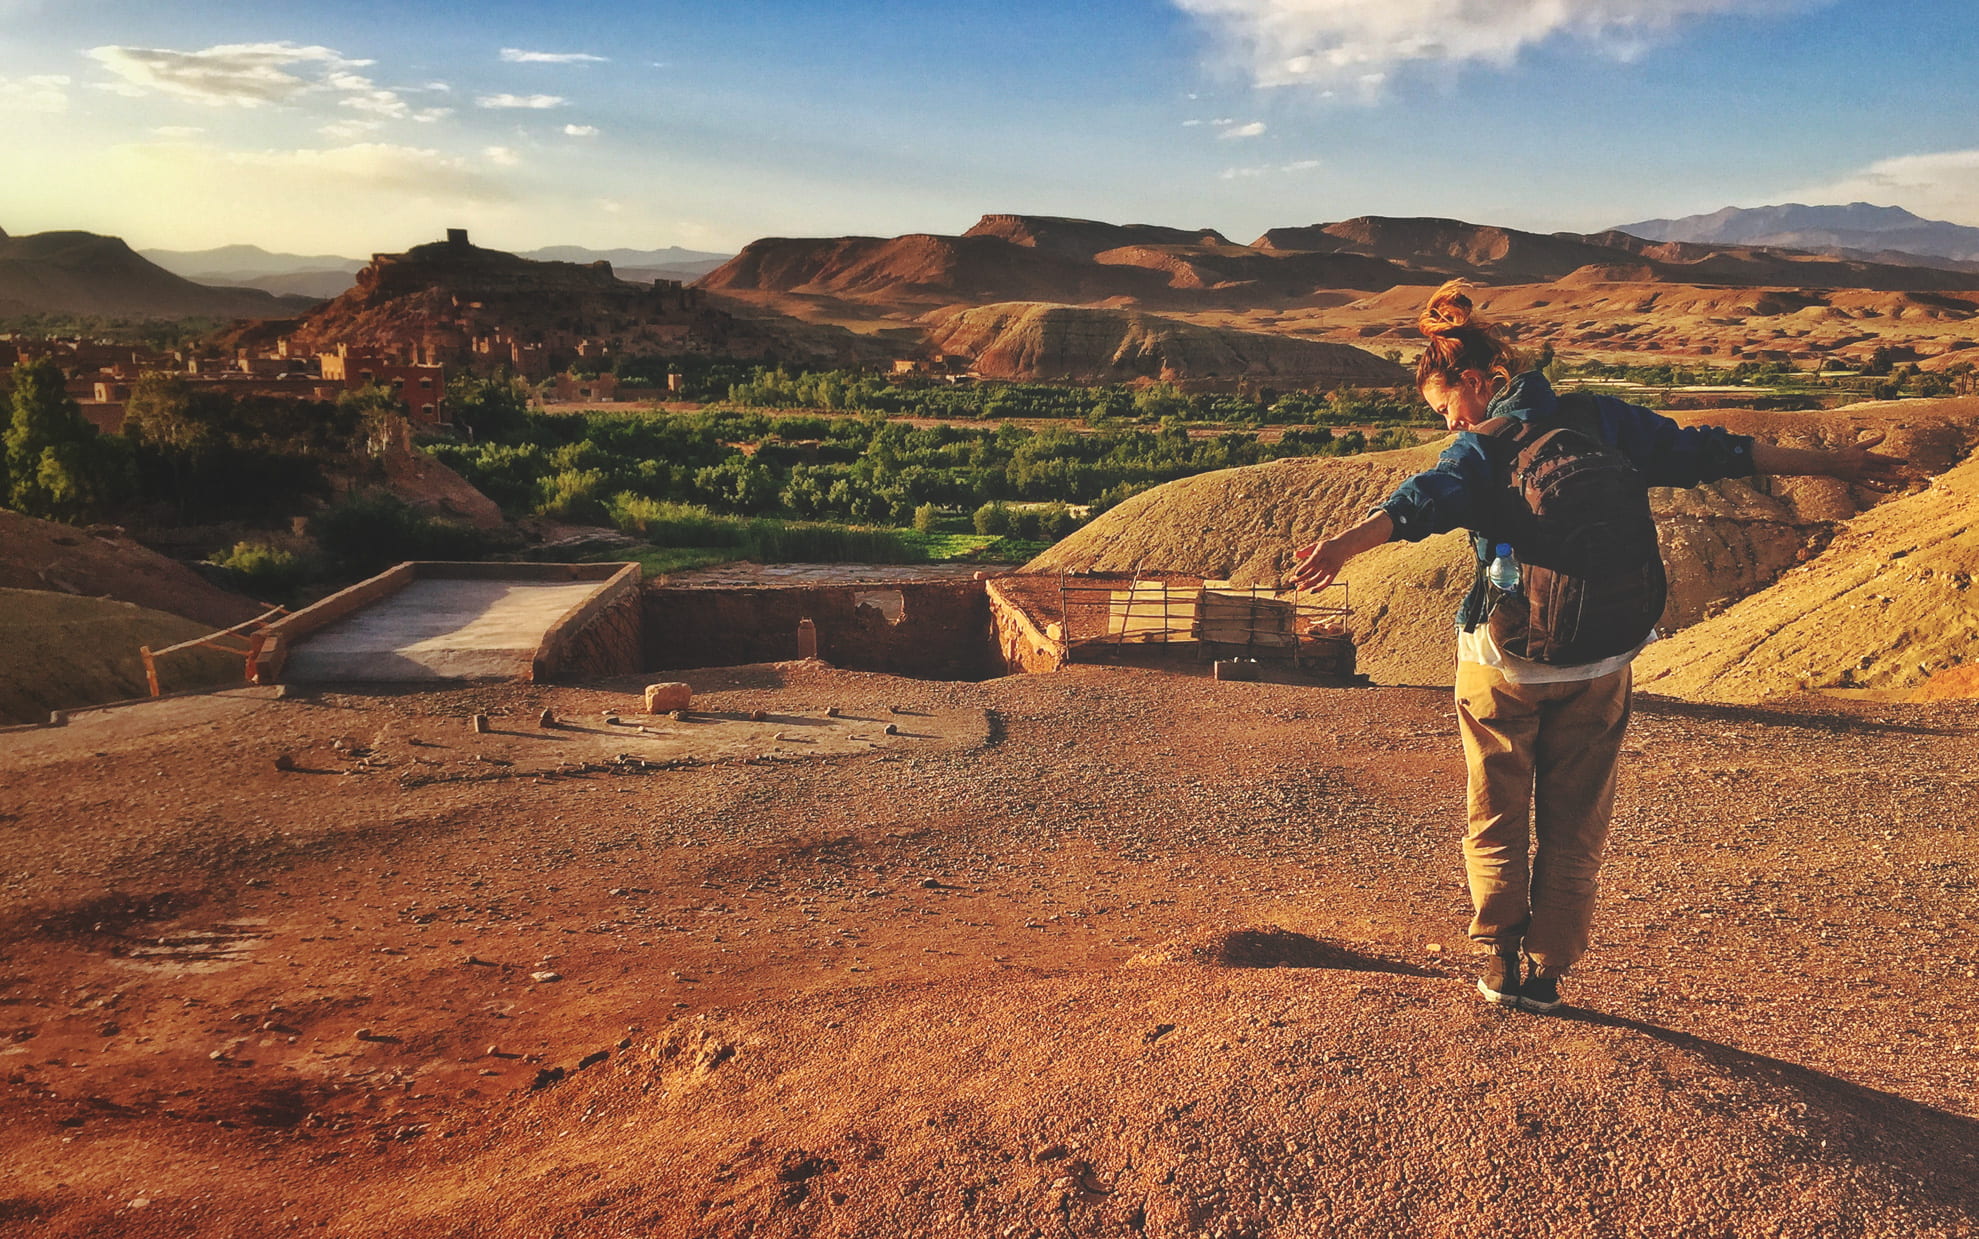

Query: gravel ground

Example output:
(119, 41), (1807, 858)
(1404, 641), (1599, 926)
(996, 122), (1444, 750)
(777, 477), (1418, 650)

(1, 662), (1975, 1237)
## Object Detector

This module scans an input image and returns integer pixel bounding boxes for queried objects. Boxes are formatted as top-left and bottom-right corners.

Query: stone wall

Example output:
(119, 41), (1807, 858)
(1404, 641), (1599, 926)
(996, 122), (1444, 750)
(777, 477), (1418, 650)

(540, 585), (643, 681)
(643, 580), (996, 679)
(986, 581), (1067, 673)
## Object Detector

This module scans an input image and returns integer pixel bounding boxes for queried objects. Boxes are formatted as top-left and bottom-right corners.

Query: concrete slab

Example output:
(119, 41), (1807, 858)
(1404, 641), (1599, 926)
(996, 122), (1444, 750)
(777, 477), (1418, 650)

(281, 579), (606, 682)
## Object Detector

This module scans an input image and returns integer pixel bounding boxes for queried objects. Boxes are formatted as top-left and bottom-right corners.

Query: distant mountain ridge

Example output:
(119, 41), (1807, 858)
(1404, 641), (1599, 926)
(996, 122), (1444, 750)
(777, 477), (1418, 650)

(0, 227), (320, 319)
(1613, 203), (1979, 265)
(144, 242), (736, 281)
(140, 244), (367, 281)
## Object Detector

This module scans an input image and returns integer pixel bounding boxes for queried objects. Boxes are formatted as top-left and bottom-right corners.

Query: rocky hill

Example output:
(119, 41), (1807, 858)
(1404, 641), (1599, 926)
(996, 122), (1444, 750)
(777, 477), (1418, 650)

(0, 509), (263, 630)
(281, 231), (879, 369)
(962, 214), (1235, 260)
(924, 302), (1407, 386)
(700, 232), (1159, 305)
(1026, 398), (1979, 689)
(0, 227), (318, 319)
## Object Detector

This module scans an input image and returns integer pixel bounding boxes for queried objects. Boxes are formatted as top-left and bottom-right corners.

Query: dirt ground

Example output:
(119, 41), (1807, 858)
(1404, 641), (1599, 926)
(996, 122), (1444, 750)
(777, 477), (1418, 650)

(2, 661), (1976, 1237)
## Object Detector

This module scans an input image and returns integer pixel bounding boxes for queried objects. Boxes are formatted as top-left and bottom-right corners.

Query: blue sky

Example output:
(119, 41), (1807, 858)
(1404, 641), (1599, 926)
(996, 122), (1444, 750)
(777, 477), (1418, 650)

(1, 0), (1974, 256)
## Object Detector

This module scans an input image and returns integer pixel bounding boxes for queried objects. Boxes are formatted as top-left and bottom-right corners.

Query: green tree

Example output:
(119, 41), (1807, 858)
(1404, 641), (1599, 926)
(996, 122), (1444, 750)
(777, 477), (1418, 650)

(5, 358), (119, 519)
(447, 373), (531, 442)
(339, 383), (408, 456)
(972, 501), (1012, 536)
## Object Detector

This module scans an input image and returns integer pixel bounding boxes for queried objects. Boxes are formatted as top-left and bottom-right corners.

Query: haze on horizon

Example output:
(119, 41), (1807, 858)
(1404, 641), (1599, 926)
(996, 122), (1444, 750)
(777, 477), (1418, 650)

(0, 0), (1974, 257)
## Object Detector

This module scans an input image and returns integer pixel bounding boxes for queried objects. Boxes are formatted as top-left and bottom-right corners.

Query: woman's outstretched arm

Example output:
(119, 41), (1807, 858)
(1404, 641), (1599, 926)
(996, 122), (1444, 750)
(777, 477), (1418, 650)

(1750, 430), (1908, 488)
(1291, 510), (1394, 593)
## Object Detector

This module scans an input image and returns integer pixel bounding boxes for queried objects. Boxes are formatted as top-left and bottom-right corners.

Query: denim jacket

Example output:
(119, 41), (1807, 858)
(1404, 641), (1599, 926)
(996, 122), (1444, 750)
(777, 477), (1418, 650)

(1374, 371), (1758, 629)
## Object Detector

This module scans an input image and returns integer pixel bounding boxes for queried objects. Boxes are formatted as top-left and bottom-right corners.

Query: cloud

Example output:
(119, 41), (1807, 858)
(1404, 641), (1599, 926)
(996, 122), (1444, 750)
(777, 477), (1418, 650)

(151, 124), (204, 139)
(0, 73), (70, 113)
(1219, 157), (1323, 179)
(320, 117), (384, 141)
(84, 40), (456, 131)
(477, 93), (567, 109)
(1218, 120), (1267, 139)
(87, 41), (368, 107)
(564, 124), (599, 137)
(121, 140), (515, 203)
(1171, 0), (1817, 96)
(1791, 149), (1979, 227)
(484, 145), (521, 166)
(500, 48), (608, 64)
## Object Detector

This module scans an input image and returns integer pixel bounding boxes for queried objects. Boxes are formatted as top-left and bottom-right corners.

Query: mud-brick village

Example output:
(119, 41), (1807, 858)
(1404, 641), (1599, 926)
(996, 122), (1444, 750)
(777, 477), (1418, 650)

(5, 2), (1979, 1236)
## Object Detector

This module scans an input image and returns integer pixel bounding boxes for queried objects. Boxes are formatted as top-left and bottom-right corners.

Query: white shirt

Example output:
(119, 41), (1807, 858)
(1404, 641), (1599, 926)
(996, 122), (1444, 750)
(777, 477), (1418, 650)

(1456, 623), (1655, 684)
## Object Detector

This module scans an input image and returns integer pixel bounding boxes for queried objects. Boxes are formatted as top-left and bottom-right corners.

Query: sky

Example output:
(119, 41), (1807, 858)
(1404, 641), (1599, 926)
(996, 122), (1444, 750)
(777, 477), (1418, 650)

(1, 0), (1974, 257)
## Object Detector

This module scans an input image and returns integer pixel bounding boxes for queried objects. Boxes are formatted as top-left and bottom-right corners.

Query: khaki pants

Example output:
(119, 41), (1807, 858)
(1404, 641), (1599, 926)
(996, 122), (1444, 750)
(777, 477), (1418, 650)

(1454, 659), (1632, 976)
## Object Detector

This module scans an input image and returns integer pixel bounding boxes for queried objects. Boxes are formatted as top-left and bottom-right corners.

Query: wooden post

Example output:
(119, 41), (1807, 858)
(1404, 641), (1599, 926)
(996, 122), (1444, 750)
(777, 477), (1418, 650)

(140, 646), (160, 698)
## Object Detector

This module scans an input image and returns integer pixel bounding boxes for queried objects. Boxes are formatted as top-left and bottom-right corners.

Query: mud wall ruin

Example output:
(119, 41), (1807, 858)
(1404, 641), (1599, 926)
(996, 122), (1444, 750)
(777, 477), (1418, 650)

(642, 580), (996, 679)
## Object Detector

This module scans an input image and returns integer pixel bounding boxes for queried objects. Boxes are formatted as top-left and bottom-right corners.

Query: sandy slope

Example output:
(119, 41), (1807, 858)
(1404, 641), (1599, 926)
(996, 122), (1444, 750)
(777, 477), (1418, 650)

(1636, 449), (1979, 701)
(0, 589), (248, 724)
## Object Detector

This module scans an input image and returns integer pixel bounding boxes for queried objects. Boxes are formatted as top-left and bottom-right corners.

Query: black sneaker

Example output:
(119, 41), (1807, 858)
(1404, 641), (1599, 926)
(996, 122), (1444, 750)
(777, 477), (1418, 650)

(1517, 971), (1563, 1014)
(1476, 953), (1521, 1006)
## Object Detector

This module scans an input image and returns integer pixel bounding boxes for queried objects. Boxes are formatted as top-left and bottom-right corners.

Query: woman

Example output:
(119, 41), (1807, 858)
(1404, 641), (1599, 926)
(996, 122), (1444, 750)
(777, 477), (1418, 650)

(1291, 281), (1904, 1013)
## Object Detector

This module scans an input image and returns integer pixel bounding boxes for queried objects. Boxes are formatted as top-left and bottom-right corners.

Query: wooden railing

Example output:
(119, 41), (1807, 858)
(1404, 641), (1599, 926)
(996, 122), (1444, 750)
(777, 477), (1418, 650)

(139, 604), (290, 697)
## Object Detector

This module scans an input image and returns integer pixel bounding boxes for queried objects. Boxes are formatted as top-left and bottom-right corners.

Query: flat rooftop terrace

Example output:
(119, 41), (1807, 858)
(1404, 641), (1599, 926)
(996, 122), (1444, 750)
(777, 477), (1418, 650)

(281, 579), (607, 681)
(258, 561), (641, 685)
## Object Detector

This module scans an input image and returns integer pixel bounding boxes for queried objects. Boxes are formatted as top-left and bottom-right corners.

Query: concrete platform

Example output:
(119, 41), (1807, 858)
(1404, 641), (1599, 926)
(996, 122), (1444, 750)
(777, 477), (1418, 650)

(281, 578), (611, 682)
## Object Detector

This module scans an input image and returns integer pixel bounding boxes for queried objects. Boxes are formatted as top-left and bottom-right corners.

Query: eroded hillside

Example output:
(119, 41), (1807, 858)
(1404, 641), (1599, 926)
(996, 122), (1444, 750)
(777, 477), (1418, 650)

(923, 302), (1408, 386)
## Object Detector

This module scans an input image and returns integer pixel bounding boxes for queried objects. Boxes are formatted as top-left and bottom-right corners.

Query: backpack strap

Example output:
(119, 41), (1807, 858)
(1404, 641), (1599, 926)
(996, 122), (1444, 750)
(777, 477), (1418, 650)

(1460, 418), (1525, 635)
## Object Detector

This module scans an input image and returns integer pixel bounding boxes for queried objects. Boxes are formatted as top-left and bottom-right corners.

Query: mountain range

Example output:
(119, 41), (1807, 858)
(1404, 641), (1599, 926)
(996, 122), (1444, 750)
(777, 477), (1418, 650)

(1613, 203), (1979, 267)
(699, 211), (1979, 317)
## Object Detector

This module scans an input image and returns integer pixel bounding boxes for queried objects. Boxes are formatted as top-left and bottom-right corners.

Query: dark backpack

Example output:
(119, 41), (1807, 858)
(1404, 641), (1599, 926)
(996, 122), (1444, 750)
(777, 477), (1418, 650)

(1468, 393), (1666, 664)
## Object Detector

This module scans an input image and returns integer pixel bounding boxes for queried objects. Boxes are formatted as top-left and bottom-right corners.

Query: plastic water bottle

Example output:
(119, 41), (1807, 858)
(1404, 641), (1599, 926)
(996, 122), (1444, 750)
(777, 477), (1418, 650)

(1487, 543), (1521, 594)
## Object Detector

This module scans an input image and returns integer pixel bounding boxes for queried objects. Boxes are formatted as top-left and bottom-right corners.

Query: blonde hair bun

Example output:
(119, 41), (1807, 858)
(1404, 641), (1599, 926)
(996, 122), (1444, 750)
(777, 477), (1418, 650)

(1418, 279), (1477, 337)
(1413, 278), (1522, 390)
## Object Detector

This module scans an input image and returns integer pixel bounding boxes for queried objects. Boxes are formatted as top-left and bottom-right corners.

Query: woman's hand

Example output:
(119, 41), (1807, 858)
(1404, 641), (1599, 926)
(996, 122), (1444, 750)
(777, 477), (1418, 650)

(1291, 537), (1351, 592)
(1829, 430), (1909, 491)
(1290, 511), (1394, 592)
(1751, 431), (1911, 490)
